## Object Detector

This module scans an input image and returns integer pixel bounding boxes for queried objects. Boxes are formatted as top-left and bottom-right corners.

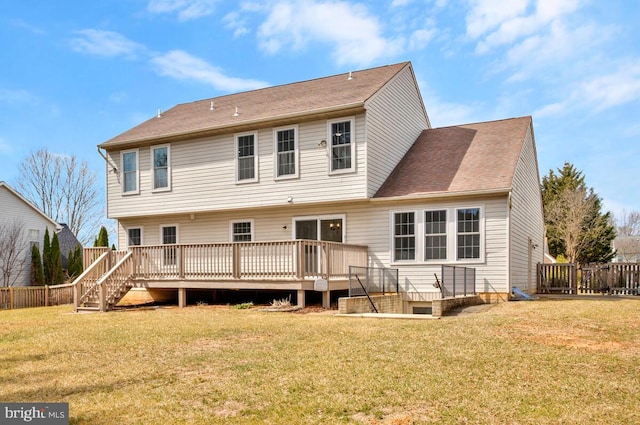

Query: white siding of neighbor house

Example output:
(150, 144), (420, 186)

(365, 65), (430, 197)
(0, 186), (58, 287)
(117, 195), (509, 297)
(106, 114), (369, 219)
(508, 124), (545, 293)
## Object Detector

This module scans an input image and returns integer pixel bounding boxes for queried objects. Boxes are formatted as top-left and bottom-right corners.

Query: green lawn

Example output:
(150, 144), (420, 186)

(1, 298), (639, 424)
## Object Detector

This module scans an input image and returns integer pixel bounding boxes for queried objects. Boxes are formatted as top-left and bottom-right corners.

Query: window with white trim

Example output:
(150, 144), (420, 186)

(393, 212), (415, 261)
(152, 145), (170, 191)
(128, 228), (142, 247)
(457, 208), (480, 259)
(121, 149), (139, 194)
(231, 220), (253, 242)
(425, 210), (447, 260)
(275, 127), (297, 178)
(161, 225), (178, 266)
(236, 132), (258, 182)
(390, 206), (483, 264)
(328, 118), (354, 173)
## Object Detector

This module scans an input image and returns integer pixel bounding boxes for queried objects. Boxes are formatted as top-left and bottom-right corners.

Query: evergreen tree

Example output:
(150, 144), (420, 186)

(94, 226), (109, 247)
(66, 244), (84, 280)
(542, 162), (616, 263)
(30, 244), (44, 286)
(43, 228), (52, 284)
(51, 232), (65, 285)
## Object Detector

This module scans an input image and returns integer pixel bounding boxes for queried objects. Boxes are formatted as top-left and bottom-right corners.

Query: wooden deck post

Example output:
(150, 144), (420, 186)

(178, 288), (186, 308)
(297, 290), (305, 308)
(322, 290), (330, 309)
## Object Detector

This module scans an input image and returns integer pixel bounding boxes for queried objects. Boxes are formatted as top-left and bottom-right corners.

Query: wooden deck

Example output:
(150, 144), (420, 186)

(76, 240), (368, 311)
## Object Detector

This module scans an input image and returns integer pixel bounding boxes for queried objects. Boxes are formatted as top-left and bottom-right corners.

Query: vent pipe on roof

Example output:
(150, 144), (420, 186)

(210, 101), (215, 111)
(156, 108), (162, 118)
(233, 107), (239, 117)
(347, 71), (353, 80)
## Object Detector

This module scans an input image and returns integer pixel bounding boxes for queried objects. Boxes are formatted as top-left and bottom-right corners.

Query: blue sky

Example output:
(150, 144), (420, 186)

(1, 0), (639, 221)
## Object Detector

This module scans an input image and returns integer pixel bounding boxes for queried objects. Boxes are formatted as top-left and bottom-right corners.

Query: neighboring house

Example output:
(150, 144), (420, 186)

(57, 223), (82, 269)
(612, 236), (640, 262)
(94, 62), (545, 311)
(0, 181), (60, 287)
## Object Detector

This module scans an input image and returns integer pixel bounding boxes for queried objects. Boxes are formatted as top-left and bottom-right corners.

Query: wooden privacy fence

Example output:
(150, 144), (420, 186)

(0, 283), (75, 310)
(537, 263), (640, 295)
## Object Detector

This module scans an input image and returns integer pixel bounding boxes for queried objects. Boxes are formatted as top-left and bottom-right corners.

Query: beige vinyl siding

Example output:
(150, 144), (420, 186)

(107, 115), (368, 219)
(0, 186), (58, 287)
(364, 65), (430, 197)
(118, 195), (510, 296)
(508, 124), (545, 292)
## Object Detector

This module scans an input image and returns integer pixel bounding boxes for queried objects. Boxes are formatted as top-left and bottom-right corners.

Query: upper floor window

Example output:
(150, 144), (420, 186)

(128, 228), (142, 247)
(328, 118), (355, 173)
(236, 132), (258, 183)
(393, 212), (415, 261)
(425, 210), (447, 260)
(152, 145), (170, 191)
(457, 208), (480, 259)
(121, 149), (139, 194)
(275, 127), (298, 179)
(231, 220), (253, 242)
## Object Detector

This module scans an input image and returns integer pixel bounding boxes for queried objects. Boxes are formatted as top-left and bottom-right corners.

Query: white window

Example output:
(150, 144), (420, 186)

(274, 126), (298, 179)
(161, 225), (178, 266)
(393, 212), (415, 261)
(425, 210), (447, 260)
(390, 206), (483, 264)
(457, 208), (481, 260)
(29, 229), (40, 250)
(231, 220), (254, 242)
(121, 149), (139, 194)
(127, 227), (143, 247)
(236, 132), (258, 183)
(152, 145), (170, 191)
(328, 117), (355, 173)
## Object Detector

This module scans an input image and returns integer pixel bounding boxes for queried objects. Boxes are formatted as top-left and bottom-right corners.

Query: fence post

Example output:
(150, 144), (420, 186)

(9, 287), (14, 310)
(45, 285), (49, 307)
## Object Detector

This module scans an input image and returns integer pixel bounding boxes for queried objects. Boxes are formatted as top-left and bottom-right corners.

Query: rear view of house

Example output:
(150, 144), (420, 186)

(85, 61), (544, 312)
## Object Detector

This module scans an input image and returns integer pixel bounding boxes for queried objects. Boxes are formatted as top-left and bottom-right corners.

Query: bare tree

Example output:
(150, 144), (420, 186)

(14, 149), (103, 245)
(545, 185), (614, 263)
(0, 220), (29, 287)
(613, 209), (640, 236)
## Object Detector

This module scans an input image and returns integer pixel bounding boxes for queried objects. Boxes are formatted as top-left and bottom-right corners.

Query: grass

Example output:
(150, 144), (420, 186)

(1, 298), (639, 424)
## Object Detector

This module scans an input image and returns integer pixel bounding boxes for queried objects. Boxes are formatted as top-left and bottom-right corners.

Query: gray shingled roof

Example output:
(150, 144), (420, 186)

(100, 62), (410, 149)
(374, 116), (533, 198)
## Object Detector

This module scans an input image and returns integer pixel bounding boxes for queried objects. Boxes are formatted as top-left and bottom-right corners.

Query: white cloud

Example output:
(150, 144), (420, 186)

(0, 137), (11, 154)
(70, 29), (146, 58)
(534, 59), (640, 117)
(580, 60), (640, 111)
(151, 50), (269, 92)
(466, 0), (581, 54)
(223, 11), (251, 37)
(0, 88), (38, 104)
(256, 1), (401, 66)
(147, 0), (220, 21)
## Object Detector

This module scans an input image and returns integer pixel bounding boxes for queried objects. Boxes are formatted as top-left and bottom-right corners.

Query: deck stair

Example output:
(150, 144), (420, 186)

(74, 250), (134, 312)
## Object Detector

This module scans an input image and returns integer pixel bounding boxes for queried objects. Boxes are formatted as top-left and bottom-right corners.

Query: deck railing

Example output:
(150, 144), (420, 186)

(129, 240), (368, 281)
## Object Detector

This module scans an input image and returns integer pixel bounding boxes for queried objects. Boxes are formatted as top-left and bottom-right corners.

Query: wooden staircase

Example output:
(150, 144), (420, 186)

(74, 250), (134, 312)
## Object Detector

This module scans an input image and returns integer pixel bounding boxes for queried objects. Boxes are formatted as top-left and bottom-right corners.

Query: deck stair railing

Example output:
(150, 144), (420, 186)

(75, 250), (131, 311)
